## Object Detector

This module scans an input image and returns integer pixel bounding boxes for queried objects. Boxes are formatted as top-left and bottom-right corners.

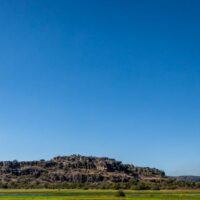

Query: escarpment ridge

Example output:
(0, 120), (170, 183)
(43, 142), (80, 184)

(1, 155), (198, 189)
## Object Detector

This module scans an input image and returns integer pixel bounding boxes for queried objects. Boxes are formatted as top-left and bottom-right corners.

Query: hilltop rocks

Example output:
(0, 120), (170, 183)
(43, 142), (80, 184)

(0, 155), (165, 188)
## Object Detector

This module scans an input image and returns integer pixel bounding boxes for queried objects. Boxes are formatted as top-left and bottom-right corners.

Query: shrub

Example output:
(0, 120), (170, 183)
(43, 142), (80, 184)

(115, 190), (126, 197)
(132, 182), (150, 190)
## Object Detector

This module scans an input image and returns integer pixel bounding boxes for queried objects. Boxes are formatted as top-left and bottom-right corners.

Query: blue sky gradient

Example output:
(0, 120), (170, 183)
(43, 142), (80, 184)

(0, 0), (200, 175)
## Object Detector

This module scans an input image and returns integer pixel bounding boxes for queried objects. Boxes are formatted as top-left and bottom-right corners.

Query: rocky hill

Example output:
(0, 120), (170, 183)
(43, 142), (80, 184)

(176, 176), (200, 183)
(0, 155), (166, 188)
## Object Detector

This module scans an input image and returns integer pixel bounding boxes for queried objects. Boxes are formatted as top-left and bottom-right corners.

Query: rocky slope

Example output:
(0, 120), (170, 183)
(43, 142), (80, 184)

(0, 155), (165, 188)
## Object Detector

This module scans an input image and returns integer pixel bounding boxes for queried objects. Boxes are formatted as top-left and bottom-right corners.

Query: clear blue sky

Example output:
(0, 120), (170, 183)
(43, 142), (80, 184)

(0, 0), (200, 176)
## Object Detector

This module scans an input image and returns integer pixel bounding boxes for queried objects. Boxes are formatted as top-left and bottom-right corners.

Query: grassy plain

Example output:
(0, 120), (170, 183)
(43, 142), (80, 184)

(0, 189), (200, 200)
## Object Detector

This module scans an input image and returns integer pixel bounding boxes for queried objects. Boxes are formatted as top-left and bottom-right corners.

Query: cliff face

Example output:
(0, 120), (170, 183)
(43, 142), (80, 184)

(0, 155), (165, 187)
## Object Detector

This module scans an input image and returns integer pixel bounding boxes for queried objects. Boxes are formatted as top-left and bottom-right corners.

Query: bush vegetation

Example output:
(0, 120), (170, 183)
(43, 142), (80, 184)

(115, 190), (126, 197)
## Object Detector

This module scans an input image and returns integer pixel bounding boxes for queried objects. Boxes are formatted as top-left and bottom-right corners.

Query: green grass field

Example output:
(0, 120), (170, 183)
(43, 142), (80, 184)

(0, 189), (200, 200)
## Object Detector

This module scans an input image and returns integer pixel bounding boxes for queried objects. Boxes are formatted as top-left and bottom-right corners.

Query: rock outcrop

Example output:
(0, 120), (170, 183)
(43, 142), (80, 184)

(0, 155), (165, 188)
